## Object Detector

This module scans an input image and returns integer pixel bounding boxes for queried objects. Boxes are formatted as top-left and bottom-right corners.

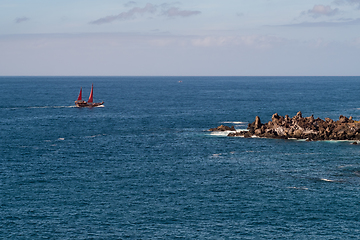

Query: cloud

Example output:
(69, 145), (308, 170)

(280, 18), (360, 27)
(3, 32), (360, 76)
(162, 7), (201, 17)
(333, 0), (360, 9)
(124, 1), (137, 7)
(302, 5), (339, 18)
(90, 3), (156, 24)
(15, 17), (29, 23)
(190, 35), (286, 48)
(90, 3), (201, 24)
(159, 2), (181, 8)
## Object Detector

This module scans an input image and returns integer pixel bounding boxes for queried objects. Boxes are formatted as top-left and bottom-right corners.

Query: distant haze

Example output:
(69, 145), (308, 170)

(1, 0), (360, 76)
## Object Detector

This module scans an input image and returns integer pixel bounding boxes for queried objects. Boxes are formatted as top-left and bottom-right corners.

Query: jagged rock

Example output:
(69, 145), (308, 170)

(228, 131), (248, 137)
(325, 118), (334, 124)
(255, 128), (263, 135)
(222, 112), (360, 141)
(294, 111), (302, 119)
(209, 125), (235, 132)
(305, 115), (314, 123)
(338, 115), (349, 123)
(254, 116), (262, 129)
(284, 115), (290, 122)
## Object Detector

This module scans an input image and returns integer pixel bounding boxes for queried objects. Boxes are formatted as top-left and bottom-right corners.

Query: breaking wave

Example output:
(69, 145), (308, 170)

(222, 121), (247, 125)
(287, 186), (309, 190)
(209, 131), (235, 137)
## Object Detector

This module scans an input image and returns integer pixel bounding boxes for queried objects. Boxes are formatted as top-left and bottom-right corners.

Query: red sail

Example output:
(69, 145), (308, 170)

(88, 84), (94, 103)
(77, 87), (82, 101)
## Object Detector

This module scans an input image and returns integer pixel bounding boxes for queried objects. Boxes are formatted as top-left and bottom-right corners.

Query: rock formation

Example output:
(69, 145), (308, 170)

(209, 125), (236, 132)
(213, 111), (360, 141)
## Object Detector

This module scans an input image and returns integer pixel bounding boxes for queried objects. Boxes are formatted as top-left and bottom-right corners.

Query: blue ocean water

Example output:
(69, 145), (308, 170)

(1, 76), (360, 239)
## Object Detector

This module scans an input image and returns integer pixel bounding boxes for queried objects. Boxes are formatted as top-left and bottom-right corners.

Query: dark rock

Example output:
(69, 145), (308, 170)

(338, 115), (349, 123)
(284, 115), (290, 122)
(293, 111), (302, 119)
(325, 118), (334, 124)
(209, 125), (235, 132)
(222, 112), (360, 142)
(254, 116), (262, 129)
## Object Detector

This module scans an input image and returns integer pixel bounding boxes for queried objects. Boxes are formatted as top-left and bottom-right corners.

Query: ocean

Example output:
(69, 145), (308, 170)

(1, 76), (360, 239)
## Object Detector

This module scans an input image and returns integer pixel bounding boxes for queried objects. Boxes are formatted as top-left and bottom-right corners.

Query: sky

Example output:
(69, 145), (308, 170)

(1, 0), (360, 76)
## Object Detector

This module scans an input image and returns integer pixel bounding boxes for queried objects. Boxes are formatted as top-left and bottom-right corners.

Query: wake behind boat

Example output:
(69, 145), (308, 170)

(75, 84), (104, 108)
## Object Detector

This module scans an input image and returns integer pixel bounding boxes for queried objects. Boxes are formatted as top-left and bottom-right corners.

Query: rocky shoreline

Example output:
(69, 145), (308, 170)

(211, 112), (360, 142)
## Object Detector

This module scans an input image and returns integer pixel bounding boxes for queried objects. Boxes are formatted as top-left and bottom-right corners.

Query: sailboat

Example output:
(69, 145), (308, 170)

(75, 84), (104, 108)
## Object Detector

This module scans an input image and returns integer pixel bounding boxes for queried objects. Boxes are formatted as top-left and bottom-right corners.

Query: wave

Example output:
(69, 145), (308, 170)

(210, 151), (236, 158)
(318, 178), (344, 183)
(209, 131), (234, 137)
(85, 134), (106, 138)
(320, 178), (335, 182)
(287, 186), (309, 190)
(209, 129), (250, 137)
(6, 105), (106, 110)
(32, 106), (77, 109)
(222, 121), (247, 125)
(7, 105), (76, 110)
(337, 165), (360, 177)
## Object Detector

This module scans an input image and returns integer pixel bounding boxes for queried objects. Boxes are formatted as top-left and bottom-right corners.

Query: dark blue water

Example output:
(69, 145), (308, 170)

(1, 76), (360, 239)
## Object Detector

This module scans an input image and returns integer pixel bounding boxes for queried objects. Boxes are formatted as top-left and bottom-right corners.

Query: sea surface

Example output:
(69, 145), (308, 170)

(1, 76), (360, 239)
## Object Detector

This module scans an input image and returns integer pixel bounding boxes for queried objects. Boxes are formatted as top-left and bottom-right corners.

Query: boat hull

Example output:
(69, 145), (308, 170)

(75, 101), (104, 108)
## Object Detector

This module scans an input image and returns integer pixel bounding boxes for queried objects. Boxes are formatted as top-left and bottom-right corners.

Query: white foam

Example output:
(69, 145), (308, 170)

(287, 187), (309, 190)
(320, 178), (335, 182)
(237, 129), (249, 132)
(222, 121), (247, 124)
(211, 153), (221, 158)
(9, 105), (76, 110)
(209, 131), (234, 137)
(85, 134), (102, 138)
(31, 105), (76, 109)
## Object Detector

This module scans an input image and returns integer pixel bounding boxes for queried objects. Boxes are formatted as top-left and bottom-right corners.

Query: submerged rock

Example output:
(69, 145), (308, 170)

(209, 125), (235, 132)
(224, 112), (360, 141)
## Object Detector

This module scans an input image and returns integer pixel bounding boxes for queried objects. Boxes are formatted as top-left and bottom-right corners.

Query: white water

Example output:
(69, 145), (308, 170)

(222, 121), (247, 124)
(8, 105), (76, 110)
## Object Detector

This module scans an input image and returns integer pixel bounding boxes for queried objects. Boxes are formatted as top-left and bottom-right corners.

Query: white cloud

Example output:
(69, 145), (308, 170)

(162, 7), (200, 17)
(190, 35), (286, 48)
(280, 18), (360, 27)
(302, 5), (339, 18)
(333, 0), (360, 9)
(143, 35), (286, 48)
(124, 1), (137, 7)
(1, 33), (360, 76)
